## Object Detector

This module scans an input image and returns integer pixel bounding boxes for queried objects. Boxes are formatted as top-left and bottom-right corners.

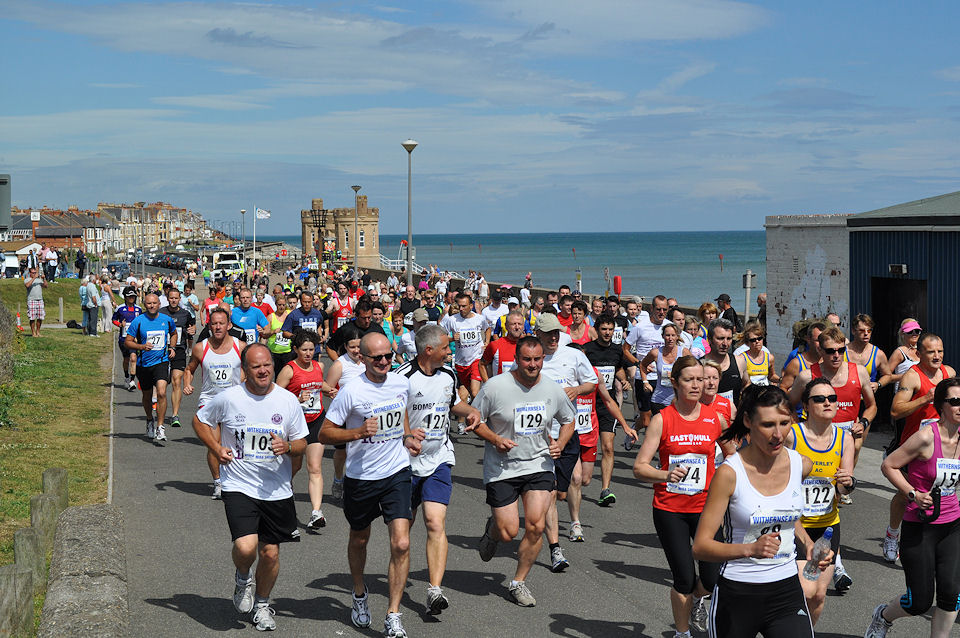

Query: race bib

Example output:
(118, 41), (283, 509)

(236, 424), (282, 463)
(801, 477), (836, 516)
(244, 328), (257, 345)
(719, 390), (734, 401)
(935, 458), (960, 497)
(835, 420), (855, 432)
(337, 316), (349, 328)
(209, 363), (233, 388)
(370, 399), (405, 443)
(146, 329), (166, 351)
(423, 403), (450, 440)
(122, 323), (130, 337)
(597, 366), (615, 390)
(300, 389), (323, 415)
(665, 453), (708, 495)
(742, 508), (800, 564)
(514, 401), (546, 437)
(273, 334), (290, 348)
(459, 328), (482, 346)
(300, 319), (318, 332)
(175, 326), (183, 344)
(612, 326), (624, 345)
(575, 401), (593, 434)
(750, 375), (770, 386)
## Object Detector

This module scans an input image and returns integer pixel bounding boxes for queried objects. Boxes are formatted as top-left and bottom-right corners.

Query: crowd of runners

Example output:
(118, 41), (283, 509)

(96, 265), (960, 638)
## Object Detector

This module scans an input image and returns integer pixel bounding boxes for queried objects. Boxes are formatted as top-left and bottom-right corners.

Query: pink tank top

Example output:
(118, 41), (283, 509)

(904, 423), (960, 524)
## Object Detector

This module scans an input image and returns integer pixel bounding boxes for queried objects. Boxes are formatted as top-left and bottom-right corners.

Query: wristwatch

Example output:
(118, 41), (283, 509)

(907, 489), (917, 502)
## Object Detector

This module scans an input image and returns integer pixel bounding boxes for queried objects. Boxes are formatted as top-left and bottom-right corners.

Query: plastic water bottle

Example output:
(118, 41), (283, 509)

(802, 527), (834, 581)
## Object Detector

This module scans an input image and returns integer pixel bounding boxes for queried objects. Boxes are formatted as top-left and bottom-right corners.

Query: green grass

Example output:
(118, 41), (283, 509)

(0, 278), (90, 325)
(0, 330), (111, 567)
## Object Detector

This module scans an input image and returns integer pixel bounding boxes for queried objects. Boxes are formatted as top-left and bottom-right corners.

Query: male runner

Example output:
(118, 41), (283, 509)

(442, 292), (487, 401)
(112, 286), (143, 391)
(480, 310), (525, 381)
(471, 336), (576, 606)
(160, 288), (196, 428)
(396, 325), (482, 614)
(624, 295), (671, 429)
(184, 307), (246, 499)
(698, 317), (750, 405)
(193, 343), (307, 631)
(124, 293), (177, 443)
(232, 288), (272, 346)
(280, 290), (327, 344)
(325, 298), (386, 362)
(481, 290), (508, 345)
(319, 333), (424, 638)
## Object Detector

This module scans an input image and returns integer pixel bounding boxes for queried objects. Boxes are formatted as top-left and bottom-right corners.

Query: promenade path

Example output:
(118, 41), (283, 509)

(110, 345), (944, 637)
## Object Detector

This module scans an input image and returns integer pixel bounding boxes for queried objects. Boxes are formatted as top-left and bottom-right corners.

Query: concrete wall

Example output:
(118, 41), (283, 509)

(764, 214), (851, 363)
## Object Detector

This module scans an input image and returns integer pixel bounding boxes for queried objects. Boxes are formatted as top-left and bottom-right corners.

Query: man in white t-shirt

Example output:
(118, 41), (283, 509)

(397, 308), (427, 364)
(624, 295), (671, 430)
(441, 292), (487, 401)
(320, 332), (424, 638)
(396, 324), (481, 615)
(193, 343), (308, 632)
(481, 290), (509, 345)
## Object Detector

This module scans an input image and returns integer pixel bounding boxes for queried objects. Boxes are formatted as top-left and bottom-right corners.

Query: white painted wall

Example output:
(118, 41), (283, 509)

(764, 214), (851, 364)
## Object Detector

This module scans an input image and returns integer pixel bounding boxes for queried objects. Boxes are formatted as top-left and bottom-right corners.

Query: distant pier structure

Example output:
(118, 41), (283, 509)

(300, 196), (381, 269)
(766, 190), (960, 366)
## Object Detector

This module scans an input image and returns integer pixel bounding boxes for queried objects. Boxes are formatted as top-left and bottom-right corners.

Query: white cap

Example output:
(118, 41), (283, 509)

(507, 297), (520, 305)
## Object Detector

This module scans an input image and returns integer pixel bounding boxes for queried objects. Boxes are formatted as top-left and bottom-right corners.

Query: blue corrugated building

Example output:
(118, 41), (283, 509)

(848, 191), (960, 364)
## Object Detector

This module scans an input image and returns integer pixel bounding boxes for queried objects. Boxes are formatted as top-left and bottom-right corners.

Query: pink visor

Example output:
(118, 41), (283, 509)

(901, 320), (921, 333)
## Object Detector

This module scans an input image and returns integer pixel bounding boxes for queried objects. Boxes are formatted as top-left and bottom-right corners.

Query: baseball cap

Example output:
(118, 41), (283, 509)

(412, 308), (429, 322)
(122, 286), (137, 297)
(507, 297), (520, 305)
(536, 313), (563, 333)
(326, 287), (334, 294)
(368, 284), (377, 291)
(715, 293), (732, 303)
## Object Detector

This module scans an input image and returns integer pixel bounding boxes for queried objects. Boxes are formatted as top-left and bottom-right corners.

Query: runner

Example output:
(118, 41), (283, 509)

(160, 288), (196, 429)
(471, 336), (577, 607)
(124, 293), (178, 443)
(325, 298), (386, 362)
(692, 386), (829, 638)
(639, 323), (691, 414)
(232, 289), (272, 346)
(319, 333), (423, 638)
(396, 324), (482, 614)
(280, 290), (327, 353)
(583, 314), (637, 507)
(624, 295), (671, 430)
(441, 292), (487, 401)
(779, 320), (825, 393)
(785, 379), (856, 623)
(267, 294), (297, 373)
(398, 308), (428, 365)
(327, 281), (355, 335)
(700, 360), (736, 423)
(882, 332), (956, 563)
(534, 313), (598, 571)
(736, 323), (777, 386)
(112, 286), (143, 391)
(634, 357), (728, 637)
(193, 343), (308, 632)
(565, 300), (596, 345)
(276, 329), (335, 531)
(700, 318), (750, 406)
(481, 310), (526, 381)
(846, 314), (888, 394)
(184, 307), (245, 499)
(864, 377), (960, 638)
(324, 323), (367, 504)
(481, 290), (509, 345)
(788, 326), (876, 470)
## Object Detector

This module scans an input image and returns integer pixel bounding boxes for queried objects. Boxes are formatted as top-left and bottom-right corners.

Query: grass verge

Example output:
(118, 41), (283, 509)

(0, 278), (91, 325)
(0, 329), (112, 566)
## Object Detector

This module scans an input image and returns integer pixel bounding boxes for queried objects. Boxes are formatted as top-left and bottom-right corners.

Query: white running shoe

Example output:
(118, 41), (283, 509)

(233, 580), (254, 613)
(155, 424), (167, 442)
(508, 581), (536, 607)
(882, 532), (899, 563)
(351, 590), (371, 628)
(426, 586), (449, 615)
(550, 546), (569, 572)
(146, 420), (155, 439)
(690, 596), (708, 632)
(212, 482), (222, 500)
(833, 563), (853, 592)
(864, 603), (892, 638)
(251, 604), (276, 631)
(569, 521), (584, 542)
(383, 611), (407, 637)
(307, 510), (326, 530)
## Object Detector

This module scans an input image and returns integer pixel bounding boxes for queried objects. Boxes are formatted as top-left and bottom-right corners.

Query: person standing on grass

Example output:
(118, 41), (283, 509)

(24, 266), (48, 337)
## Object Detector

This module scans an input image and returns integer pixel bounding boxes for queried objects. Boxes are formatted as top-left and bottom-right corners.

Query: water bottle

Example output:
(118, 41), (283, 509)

(801, 527), (834, 581)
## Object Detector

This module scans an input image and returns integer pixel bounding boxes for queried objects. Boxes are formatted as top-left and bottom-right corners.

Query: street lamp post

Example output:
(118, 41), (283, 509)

(240, 209), (246, 284)
(351, 185), (361, 271)
(401, 139), (418, 287)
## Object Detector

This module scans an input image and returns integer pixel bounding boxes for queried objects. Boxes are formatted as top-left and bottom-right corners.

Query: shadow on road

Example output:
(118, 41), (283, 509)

(144, 594), (245, 631)
(155, 480), (213, 496)
(548, 613), (647, 637)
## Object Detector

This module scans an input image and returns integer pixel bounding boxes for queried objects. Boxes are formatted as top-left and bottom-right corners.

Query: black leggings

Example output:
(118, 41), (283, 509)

(899, 518), (960, 615)
(652, 508), (720, 595)
(710, 575), (813, 638)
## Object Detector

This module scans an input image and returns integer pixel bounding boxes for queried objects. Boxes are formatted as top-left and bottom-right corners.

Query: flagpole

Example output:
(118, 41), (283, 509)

(253, 204), (257, 277)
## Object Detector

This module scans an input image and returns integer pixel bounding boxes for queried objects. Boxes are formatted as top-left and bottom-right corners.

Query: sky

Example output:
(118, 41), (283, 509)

(2, 1), (960, 235)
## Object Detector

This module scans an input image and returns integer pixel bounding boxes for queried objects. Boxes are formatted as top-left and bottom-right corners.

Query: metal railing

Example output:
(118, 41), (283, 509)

(378, 254), (465, 280)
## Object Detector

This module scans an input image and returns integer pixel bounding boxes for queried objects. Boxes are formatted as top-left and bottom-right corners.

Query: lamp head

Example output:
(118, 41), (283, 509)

(351, 185), (361, 193)
(401, 139), (418, 153)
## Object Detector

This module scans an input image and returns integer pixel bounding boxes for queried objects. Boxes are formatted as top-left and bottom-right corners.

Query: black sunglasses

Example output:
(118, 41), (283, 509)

(809, 394), (838, 404)
(944, 397), (960, 407)
(822, 347), (846, 355)
(747, 337), (763, 343)
(364, 353), (392, 362)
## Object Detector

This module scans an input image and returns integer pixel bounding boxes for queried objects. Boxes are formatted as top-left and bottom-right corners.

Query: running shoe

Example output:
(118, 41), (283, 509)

(251, 604), (276, 631)
(690, 596), (708, 633)
(568, 521), (584, 542)
(478, 516), (498, 562)
(426, 586), (449, 615)
(351, 590), (371, 628)
(146, 420), (155, 440)
(833, 563), (853, 593)
(623, 434), (636, 451)
(127, 379), (136, 392)
(839, 493), (853, 506)
(881, 532), (899, 563)
(307, 510), (326, 530)
(864, 603), (892, 638)
(212, 482), (222, 500)
(598, 488), (616, 507)
(550, 546), (569, 573)
(233, 580), (254, 613)
(508, 581), (536, 607)
(155, 424), (167, 442)
(383, 611), (407, 637)
(171, 414), (181, 428)
(457, 423), (466, 435)
(331, 478), (344, 502)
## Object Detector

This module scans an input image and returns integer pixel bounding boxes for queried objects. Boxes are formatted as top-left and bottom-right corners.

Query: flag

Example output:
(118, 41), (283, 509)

(255, 207), (271, 219)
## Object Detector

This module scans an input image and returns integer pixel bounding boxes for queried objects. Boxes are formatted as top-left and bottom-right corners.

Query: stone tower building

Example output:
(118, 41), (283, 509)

(300, 196), (380, 269)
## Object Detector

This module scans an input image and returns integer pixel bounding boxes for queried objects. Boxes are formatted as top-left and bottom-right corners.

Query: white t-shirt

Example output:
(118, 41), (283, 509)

(396, 360), (460, 476)
(324, 372), (411, 480)
(481, 303), (508, 332)
(520, 288), (531, 305)
(196, 384), (308, 500)
(441, 313), (486, 366)
(626, 318), (672, 380)
(398, 330), (418, 362)
(540, 346), (599, 437)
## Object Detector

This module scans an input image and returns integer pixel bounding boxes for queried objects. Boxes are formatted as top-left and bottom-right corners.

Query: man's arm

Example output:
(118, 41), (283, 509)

(891, 369), (929, 420)
(779, 357), (801, 392)
(858, 364), (877, 423)
(182, 342), (204, 395)
(787, 368), (811, 408)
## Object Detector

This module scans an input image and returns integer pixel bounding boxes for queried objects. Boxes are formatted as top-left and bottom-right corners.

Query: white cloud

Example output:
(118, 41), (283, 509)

(935, 66), (960, 82)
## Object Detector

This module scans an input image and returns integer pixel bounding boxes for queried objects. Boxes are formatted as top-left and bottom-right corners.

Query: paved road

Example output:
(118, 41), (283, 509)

(111, 348), (950, 637)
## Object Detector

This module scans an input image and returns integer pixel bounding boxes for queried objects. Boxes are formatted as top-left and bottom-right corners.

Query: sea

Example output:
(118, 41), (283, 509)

(258, 231), (766, 308)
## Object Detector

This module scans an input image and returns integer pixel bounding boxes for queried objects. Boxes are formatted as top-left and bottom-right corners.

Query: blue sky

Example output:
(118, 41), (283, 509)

(2, 1), (959, 234)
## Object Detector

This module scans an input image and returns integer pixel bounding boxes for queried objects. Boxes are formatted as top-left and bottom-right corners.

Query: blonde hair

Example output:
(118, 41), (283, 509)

(898, 317), (919, 346)
(698, 302), (718, 324)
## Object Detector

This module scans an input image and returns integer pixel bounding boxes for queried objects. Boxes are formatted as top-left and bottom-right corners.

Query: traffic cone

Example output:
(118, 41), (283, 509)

(16, 312), (23, 331)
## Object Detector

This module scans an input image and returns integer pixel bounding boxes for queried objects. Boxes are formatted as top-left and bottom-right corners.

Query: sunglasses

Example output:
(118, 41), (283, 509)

(822, 347), (846, 355)
(905, 329), (922, 336)
(809, 394), (838, 404)
(747, 337), (763, 343)
(944, 397), (960, 407)
(364, 353), (392, 362)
